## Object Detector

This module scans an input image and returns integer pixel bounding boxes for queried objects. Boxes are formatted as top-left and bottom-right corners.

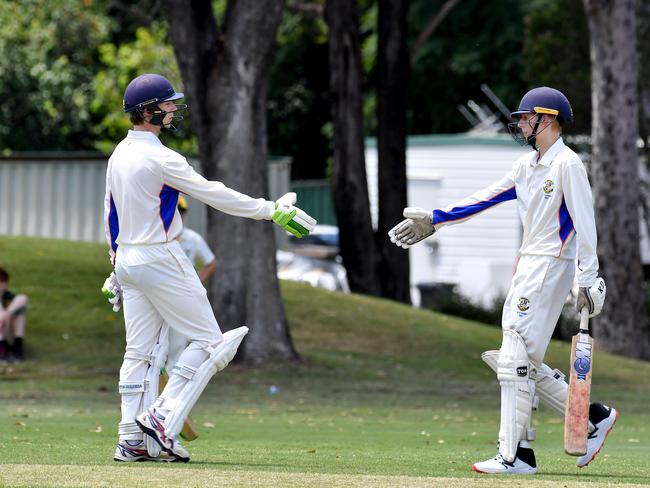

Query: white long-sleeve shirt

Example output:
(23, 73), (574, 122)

(432, 138), (598, 287)
(104, 130), (275, 262)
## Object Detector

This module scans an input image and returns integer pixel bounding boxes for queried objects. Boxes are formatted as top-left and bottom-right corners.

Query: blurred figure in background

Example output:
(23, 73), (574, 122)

(167, 195), (217, 372)
(0, 267), (29, 362)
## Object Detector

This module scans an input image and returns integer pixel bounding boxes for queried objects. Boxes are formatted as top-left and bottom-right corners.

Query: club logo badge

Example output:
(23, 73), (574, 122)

(517, 297), (530, 312)
(543, 180), (554, 194)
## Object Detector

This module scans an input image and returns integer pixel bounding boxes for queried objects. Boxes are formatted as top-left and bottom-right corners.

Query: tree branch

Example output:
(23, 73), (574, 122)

(410, 0), (462, 67)
(288, 0), (323, 18)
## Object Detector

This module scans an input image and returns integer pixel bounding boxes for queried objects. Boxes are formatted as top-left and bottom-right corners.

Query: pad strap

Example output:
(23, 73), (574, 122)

(119, 380), (149, 394)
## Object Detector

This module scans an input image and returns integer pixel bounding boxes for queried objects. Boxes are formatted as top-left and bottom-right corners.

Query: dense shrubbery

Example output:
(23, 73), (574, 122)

(422, 283), (579, 342)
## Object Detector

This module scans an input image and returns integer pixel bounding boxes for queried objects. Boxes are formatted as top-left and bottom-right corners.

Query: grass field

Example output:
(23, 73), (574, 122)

(0, 235), (649, 487)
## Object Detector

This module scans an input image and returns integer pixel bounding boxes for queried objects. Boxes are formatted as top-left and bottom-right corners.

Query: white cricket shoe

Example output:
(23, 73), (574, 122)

(577, 404), (618, 468)
(136, 408), (190, 462)
(113, 440), (149, 462)
(472, 447), (537, 475)
(113, 439), (186, 462)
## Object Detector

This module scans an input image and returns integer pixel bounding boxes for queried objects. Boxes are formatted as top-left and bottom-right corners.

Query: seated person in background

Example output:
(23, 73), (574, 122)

(0, 267), (29, 362)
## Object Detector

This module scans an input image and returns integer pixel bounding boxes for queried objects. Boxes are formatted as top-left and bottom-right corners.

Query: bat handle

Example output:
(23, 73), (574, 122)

(579, 307), (589, 334)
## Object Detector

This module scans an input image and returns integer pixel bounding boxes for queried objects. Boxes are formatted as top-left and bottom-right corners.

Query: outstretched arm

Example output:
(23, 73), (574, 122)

(389, 170), (517, 248)
(432, 171), (517, 230)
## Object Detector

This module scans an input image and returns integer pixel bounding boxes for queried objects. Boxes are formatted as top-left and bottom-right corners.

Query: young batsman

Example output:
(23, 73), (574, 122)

(389, 87), (616, 474)
(104, 73), (315, 463)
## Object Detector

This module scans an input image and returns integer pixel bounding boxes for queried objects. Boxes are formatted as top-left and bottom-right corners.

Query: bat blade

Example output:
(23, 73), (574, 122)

(564, 309), (593, 456)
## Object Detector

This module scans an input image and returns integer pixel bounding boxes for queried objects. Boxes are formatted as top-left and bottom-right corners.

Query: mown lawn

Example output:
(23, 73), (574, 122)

(0, 235), (648, 487)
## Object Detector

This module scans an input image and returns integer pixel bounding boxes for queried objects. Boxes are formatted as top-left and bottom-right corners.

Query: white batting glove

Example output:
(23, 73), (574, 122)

(388, 207), (435, 249)
(576, 276), (606, 318)
(101, 272), (123, 312)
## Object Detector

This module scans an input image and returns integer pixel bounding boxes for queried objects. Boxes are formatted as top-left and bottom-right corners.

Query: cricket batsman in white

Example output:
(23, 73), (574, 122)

(103, 73), (316, 462)
(389, 87), (616, 474)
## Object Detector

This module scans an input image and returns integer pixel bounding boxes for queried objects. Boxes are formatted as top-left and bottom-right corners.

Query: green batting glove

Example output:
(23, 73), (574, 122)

(272, 193), (317, 238)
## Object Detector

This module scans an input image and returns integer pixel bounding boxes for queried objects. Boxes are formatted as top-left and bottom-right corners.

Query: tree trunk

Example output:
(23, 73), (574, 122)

(583, 0), (650, 359)
(325, 0), (380, 295)
(376, 0), (410, 303)
(165, 0), (298, 364)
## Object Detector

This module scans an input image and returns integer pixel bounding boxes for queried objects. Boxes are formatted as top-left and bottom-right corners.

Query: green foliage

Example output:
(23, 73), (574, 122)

(268, 7), (332, 180)
(90, 22), (197, 155)
(0, 0), (111, 151)
(407, 0), (528, 135)
(522, 0), (591, 134)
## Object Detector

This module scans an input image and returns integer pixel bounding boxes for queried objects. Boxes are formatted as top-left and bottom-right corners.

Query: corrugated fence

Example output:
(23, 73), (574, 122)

(0, 153), (293, 243)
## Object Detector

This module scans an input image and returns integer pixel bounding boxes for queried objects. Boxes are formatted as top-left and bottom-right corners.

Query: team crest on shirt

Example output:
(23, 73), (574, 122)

(517, 297), (530, 313)
(543, 180), (554, 199)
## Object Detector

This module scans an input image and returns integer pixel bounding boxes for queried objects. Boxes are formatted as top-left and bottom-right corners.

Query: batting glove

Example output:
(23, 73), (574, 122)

(272, 192), (317, 238)
(576, 276), (606, 318)
(101, 271), (123, 312)
(388, 207), (435, 249)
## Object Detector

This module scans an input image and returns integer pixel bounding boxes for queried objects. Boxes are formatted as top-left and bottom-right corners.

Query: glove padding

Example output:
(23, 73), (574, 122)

(576, 276), (606, 318)
(101, 271), (123, 312)
(272, 192), (317, 238)
(388, 207), (435, 249)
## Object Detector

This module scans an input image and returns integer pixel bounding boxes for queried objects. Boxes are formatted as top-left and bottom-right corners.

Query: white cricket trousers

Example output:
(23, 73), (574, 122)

(501, 254), (575, 367)
(115, 240), (223, 426)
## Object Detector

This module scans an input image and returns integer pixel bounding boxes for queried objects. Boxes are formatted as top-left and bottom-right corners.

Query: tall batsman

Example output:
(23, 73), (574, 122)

(103, 74), (315, 463)
(389, 87), (616, 474)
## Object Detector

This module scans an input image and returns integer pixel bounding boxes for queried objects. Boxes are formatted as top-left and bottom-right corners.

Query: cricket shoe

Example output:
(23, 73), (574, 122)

(136, 408), (190, 462)
(472, 446), (537, 474)
(113, 440), (185, 462)
(577, 403), (618, 468)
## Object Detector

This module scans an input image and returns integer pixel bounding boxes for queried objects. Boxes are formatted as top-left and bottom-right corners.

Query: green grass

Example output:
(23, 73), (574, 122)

(0, 235), (649, 487)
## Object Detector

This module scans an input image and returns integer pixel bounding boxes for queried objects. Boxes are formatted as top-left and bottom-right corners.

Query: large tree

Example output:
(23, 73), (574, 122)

(376, 0), (410, 303)
(325, 0), (381, 295)
(163, 0), (298, 364)
(583, 0), (650, 359)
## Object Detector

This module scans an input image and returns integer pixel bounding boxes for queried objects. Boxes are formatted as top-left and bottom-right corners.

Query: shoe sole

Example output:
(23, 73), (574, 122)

(136, 417), (190, 463)
(471, 466), (537, 475)
(114, 456), (182, 463)
(578, 409), (618, 468)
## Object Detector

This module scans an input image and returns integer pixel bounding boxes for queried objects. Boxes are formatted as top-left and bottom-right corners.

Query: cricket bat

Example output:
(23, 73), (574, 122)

(160, 369), (199, 441)
(564, 308), (593, 456)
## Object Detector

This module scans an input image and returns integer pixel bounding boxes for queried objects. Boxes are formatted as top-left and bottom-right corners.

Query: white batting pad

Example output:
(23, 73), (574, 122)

(483, 350), (569, 418)
(164, 326), (249, 437)
(496, 330), (535, 462)
(535, 363), (568, 416)
(143, 327), (169, 457)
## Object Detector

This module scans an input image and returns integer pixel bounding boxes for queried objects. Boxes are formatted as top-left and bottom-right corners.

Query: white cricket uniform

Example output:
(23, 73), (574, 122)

(166, 228), (217, 371)
(104, 129), (274, 437)
(432, 137), (598, 365)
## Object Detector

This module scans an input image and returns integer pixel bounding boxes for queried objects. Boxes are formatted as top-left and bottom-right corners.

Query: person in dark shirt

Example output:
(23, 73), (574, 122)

(0, 267), (29, 362)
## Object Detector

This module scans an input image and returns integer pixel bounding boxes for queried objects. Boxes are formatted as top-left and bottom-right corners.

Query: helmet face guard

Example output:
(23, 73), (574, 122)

(141, 102), (187, 132)
(509, 87), (572, 149)
(123, 74), (188, 131)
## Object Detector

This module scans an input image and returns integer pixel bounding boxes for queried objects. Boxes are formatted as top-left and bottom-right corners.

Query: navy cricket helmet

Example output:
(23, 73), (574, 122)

(510, 86), (573, 124)
(123, 74), (184, 113)
(508, 86), (572, 148)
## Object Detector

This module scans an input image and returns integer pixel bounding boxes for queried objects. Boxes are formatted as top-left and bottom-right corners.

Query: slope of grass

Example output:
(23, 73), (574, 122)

(0, 235), (649, 486)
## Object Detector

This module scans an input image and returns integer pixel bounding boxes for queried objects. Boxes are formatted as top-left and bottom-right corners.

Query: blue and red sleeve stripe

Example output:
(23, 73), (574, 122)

(433, 186), (516, 225)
